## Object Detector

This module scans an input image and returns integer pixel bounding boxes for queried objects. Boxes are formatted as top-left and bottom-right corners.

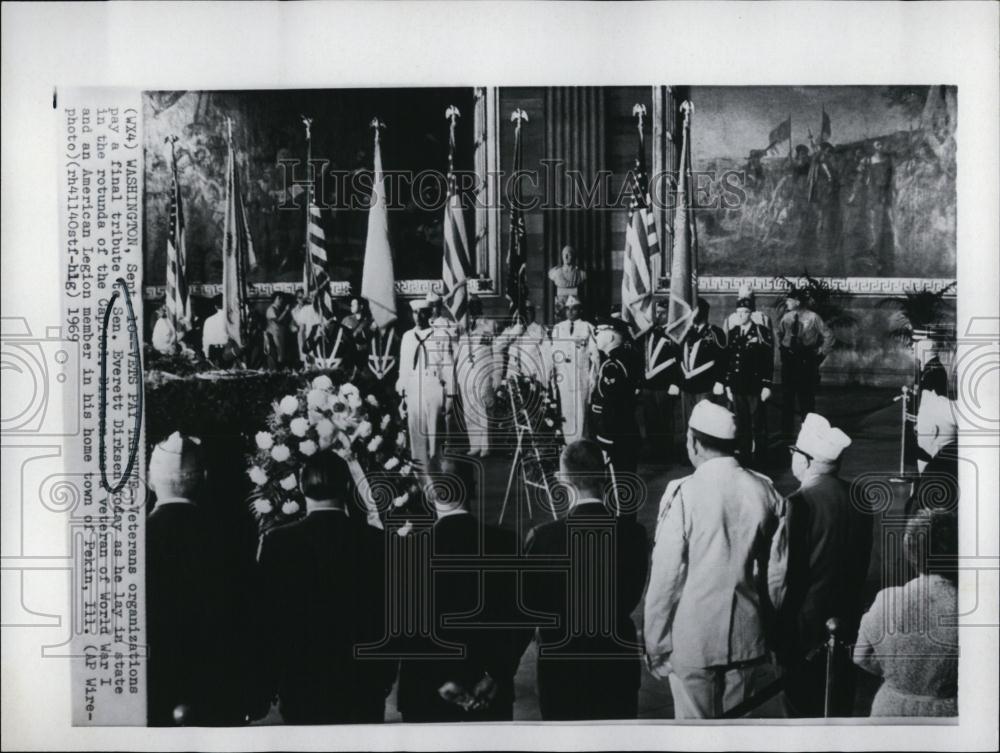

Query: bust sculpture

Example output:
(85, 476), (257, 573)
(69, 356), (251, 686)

(548, 245), (587, 316)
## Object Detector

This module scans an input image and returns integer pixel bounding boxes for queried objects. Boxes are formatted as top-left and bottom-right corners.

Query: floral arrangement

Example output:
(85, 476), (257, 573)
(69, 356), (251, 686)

(246, 371), (417, 532)
(490, 375), (564, 486)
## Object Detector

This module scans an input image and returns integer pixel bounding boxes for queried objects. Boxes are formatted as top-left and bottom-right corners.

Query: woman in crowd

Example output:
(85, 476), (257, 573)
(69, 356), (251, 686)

(853, 509), (958, 716)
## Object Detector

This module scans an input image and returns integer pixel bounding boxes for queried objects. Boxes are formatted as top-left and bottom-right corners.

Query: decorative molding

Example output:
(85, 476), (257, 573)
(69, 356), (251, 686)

(655, 276), (957, 298)
(144, 277), (495, 301)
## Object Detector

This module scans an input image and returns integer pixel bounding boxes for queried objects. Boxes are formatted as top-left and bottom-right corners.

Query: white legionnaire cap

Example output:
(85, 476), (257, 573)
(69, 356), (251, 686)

(425, 292), (442, 305)
(148, 431), (203, 485)
(916, 390), (958, 438)
(796, 413), (852, 463)
(410, 298), (430, 313)
(689, 399), (737, 440)
(564, 295), (581, 308)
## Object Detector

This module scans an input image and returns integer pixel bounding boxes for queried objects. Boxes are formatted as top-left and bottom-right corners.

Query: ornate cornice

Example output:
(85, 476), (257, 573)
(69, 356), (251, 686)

(656, 276), (957, 297)
(143, 277), (496, 301)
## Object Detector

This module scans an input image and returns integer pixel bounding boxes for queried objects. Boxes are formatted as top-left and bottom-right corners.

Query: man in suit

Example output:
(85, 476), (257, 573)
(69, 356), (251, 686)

(549, 296), (599, 444)
(257, 453), (393, 724)
(644, 401), (789, 719)
(396, 455), (527, 722)
(455, 295), (498, 457)
(779, 413), (871, 717)
(524, 440), (649, 720)
(679, 298), (728, 432)
(725, 291), (775, 467)
(146, 432), (262, 725)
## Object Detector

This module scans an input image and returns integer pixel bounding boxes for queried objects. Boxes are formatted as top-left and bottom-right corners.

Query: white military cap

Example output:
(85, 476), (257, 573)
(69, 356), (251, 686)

(148, 431), (203, 482)
(410, 298), (430, 313)
(689, 400), (737, 440)
(564, 295), (581, 308)
(425, 292), (442, 304)
(916, 390), (958, 437)
(796, 413), (852, 463)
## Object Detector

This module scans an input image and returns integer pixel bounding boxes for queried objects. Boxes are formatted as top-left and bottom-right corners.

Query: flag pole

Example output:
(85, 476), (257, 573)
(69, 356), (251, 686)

(302, 116), (314, 294)
(788, 112), (792, 162)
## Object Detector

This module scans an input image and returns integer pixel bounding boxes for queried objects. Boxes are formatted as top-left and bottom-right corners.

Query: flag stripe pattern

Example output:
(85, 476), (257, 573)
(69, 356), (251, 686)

(442, 172), (472, 328)
(165, 151), (191, 331)
(621, 146), (658, 334)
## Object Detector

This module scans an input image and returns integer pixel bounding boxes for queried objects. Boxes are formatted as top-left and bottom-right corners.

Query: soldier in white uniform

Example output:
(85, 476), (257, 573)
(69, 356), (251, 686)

(548, 296), (598, 443)
(397, 298), (455, 468)
(644, 400), (789, 719)
(455, 295), (497, 457)
(498, 301), (549, 384)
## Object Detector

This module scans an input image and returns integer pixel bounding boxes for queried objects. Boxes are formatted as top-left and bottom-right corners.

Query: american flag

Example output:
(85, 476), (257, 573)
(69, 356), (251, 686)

(505, 109), (530, 318)
(620, 121), (658, 335)
(302, 117), (334, 319)
(164, 141), (191, 332)
(441, 106), (472, 329)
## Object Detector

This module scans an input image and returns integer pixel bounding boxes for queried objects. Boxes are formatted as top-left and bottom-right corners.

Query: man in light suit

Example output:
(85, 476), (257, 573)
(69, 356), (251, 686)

(644, 400), (789, 719)
(398, 298), (455, 468)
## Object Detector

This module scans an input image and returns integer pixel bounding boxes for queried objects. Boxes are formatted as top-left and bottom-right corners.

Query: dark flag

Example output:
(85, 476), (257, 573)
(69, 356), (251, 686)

(665, 101), (698, 344)
(820, 107), (832, 142)
(164, 137), (191, 333)
(221, 119), (253, 347)
(505, 108), (530, 318)
(769, 115), (791, 145)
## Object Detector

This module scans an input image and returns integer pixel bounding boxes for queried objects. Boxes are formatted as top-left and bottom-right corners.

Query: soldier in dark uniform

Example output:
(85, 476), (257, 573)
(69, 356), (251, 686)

(366, 319), (401, 402)
(639, 298), (682, 461)
(777, 286), (834, 437)
(590, 316), (640, 516)
(725, 292), (774, 467)
(679, 298), (728, 432)
(305, 312), (358, 376)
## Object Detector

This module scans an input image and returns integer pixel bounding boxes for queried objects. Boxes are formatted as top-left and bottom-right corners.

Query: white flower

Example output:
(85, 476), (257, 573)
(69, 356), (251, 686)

(544, 418), (554, 427)
(329, 398), (347, 414)
(399, 463), (413, 477)
(299, 439), (317, 457)
(253, 498), (273, 515)
(270, 444), (291, 462)
(367, 435), (383, 452)
(281, 500), (300, 515)
(366, 394), (380, 408)
(316, 418), (335, 437)
(247, 466), (268, 486)
(339, 382), (360, 399)
(380, 413), (392, 431)
(384, 457), (400, 471)
(279, 395), (300, 415)
(396, 431), (408, 448)
(355, 421), (373, 439)
(279, 474), (297, 491)
(289, 417), (309, 437)
(306, 388), (328, 410)
(348, 393), (363, 410)
(393, 492), (409, 507)
(311, 374), (333, 391)
(396, 520), (413, 537)
(255, 431), (274, 450)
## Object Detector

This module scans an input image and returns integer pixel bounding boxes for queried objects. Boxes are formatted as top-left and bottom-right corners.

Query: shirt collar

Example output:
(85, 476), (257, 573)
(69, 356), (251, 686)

(436, 507), (470, 519)
(694, 455), (739, 477)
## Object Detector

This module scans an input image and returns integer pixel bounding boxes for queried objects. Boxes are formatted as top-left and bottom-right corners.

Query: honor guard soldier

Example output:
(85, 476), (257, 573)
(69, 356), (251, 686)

(679, 298), (728, 430)
(725, 290), (774, 467)
(777, 285), (834, 436)
(640, 298), (682, 455)
(398, 298), (455, 468)
(455, 295), (497, 457)
(590, 316), (641, 513)
(305, 310), (358, 374)
(549, 296), (599, 444)
(341, 297), (373, 361)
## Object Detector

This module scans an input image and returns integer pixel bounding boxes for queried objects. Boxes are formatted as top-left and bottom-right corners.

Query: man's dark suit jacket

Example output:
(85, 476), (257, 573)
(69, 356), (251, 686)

(146, 501), (260, 725)
(257, 509), (395, 724)
(523, 501), (649, 721)
(395, 511), (528, 722)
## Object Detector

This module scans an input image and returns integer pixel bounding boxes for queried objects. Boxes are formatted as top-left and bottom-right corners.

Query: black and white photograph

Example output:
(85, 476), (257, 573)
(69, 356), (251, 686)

(1, 2), (997, 751)
(139, 83), (960, 724)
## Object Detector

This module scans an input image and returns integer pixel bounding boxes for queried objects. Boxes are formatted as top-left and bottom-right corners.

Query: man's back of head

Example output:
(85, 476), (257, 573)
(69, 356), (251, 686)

(559, 440), (608, 506)
(425, 454), (475, 516)
(300, 452), (353, 508)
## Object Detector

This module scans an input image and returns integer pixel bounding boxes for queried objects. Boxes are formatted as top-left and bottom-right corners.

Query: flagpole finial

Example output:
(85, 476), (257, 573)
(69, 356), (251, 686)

(369, 117), (385, 131)
(445, 105), (461, 122)
(510, 108), (529, 125)
(301, 115), (313, 140)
